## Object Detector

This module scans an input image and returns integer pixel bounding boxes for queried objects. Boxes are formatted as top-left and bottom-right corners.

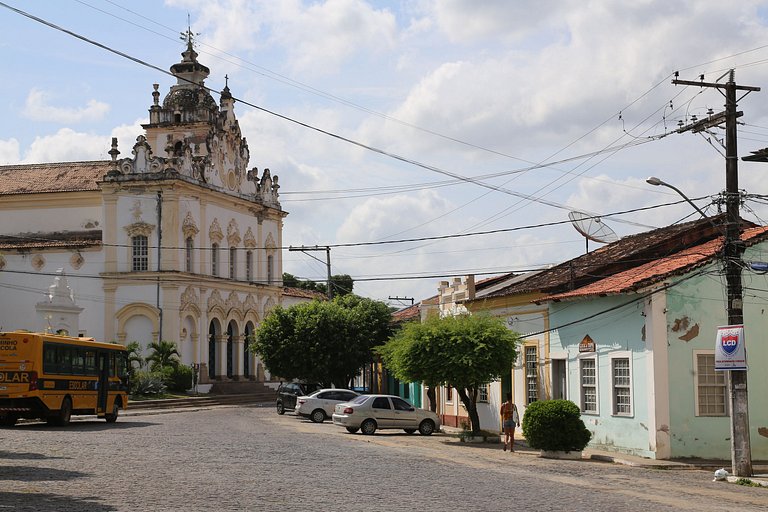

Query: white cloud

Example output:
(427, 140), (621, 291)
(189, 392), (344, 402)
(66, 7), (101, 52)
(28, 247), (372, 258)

(0, 138), (20, 165)
(22, 129), (112, 164)
(23, 88), (110, 124)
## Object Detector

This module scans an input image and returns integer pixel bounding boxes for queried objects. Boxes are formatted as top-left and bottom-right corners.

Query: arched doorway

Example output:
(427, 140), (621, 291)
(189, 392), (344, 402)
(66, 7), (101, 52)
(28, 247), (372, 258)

(226, 320), (237, 379)
(243, 322), (254, 379)
(208, 320), (220, 380)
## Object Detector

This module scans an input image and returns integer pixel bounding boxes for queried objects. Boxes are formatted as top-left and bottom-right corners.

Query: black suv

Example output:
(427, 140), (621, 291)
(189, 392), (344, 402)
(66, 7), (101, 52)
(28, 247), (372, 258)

(276, 382), (321, 415)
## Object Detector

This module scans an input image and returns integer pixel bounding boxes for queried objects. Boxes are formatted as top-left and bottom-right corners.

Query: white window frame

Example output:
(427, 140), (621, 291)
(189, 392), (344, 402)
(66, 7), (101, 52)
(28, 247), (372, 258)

(185, 237), (194, 273)
(524, 344), (539, 405)
(245, 250), (253, 282)
(610, 352), (633, 417)
(693, 350), (729, 417)
(229, 247), (237, 280)
(131, 235), (149, 272)
(579, 354), (599, 415)
(267, 254), (274, 284)
(478, 384), (489, 403)
(211, 243), (220, 276)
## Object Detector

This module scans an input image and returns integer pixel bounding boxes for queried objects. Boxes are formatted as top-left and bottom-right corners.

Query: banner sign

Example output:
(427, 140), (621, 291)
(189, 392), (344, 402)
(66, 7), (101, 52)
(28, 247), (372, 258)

(714, 324), (747, 371)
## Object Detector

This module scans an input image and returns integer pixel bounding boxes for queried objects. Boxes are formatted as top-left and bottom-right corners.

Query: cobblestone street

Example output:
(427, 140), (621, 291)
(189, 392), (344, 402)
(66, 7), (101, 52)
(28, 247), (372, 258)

(1, 406), (766, 511)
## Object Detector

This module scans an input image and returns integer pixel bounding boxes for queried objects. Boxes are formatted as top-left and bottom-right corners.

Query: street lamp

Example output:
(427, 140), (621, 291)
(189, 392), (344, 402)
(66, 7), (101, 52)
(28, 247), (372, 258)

(645, 176), (709, 219)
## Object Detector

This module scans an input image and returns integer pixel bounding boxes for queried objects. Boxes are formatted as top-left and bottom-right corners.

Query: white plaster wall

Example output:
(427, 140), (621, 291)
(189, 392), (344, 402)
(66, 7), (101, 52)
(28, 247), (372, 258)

(124, 315), (154, 356)
(0, 249), (105, 339)
(0, 206), (102, 234)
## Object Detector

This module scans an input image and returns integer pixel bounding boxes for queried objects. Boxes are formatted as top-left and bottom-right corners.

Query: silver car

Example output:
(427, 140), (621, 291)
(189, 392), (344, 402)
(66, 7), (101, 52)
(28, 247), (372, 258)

(295, 388), (359, 423)
(332, 394), (440, 436)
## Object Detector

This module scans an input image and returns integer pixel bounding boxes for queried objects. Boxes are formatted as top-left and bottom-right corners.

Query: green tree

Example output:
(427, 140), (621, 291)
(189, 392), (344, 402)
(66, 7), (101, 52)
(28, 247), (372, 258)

(377, 314), (519, 434)
(146, 340), (181, 371)
(252, 296), (392, 387)
(126, 341), (144, 371)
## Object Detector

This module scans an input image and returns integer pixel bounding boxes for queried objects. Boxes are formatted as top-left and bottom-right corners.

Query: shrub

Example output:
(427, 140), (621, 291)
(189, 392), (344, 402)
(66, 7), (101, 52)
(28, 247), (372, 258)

(521, 399), (591, 452)
(130, 371), (167, 396)
(161, 364), (194, 393)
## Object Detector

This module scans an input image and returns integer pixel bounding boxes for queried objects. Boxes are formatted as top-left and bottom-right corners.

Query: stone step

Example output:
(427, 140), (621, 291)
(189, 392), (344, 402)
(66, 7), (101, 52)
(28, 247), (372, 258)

(127, 392), (275, 411)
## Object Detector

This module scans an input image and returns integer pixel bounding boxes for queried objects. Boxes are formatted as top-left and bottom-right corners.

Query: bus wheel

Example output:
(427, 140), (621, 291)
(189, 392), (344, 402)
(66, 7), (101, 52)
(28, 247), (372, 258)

(55, 397), (72, 426)
(105, 400), (120, 423)
(0, 415), (17, 427)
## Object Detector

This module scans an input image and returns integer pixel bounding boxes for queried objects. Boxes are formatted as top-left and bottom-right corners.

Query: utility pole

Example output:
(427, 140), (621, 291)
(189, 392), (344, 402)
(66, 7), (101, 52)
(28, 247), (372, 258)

(288, 245), (333, 299)
(673, 70), (759, 477)
(388, 296), (415, 306)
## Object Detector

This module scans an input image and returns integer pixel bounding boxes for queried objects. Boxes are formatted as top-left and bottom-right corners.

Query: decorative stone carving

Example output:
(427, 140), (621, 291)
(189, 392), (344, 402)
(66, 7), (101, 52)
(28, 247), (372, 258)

(209, 218), (223, 244)
(207, 289), (225, 312)
(264, 232), (276, 251)
(243, 228), (256, 249)
(124, 221), (155, 238)
(226, 219), (241, 247)
(32, 254), (45, 271)
(118, 135), (166, 174)
(0, 255), (5, 270)
(182, 212), (199, 239)
(181, 286), (200, 311)
(70, 252), (84, 270)
(264, 297), (276, 314)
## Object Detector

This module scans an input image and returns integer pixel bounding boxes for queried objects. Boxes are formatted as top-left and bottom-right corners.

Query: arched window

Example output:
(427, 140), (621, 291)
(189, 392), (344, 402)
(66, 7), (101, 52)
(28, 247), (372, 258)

(245, 250), (253, 282)
(211, 243), (219, 276)
(185, 237), (194, 273)
(229, 247), (237, 280)
(267, 254), (274, 284)
(132, 235), (148, 271)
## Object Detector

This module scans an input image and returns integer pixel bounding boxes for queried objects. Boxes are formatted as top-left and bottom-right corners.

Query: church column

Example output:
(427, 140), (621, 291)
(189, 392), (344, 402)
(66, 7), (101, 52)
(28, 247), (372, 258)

(216, 334), (227, 380)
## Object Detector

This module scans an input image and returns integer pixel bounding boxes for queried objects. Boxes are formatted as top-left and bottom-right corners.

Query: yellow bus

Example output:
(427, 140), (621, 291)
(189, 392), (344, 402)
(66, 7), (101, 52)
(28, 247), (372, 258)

(0, 331), (129, 426)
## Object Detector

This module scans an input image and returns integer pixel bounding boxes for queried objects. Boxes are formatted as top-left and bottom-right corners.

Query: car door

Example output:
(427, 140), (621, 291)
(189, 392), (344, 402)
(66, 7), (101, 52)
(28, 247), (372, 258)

(315, 391), (335, 415)
(284, 383), (299, 409)
(370, 396), (395, 428)
(391, 396), (418, 428)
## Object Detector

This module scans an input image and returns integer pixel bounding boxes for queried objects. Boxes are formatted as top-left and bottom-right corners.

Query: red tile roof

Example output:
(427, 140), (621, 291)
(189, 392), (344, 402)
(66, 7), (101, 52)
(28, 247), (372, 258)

(282, 287), (327, 300)
(483, 215), (748, 299)
(543, 226), (768, 301)
(392, 303), (421, 323)
(0, 231), (102, 250)
(0, 161), (109, 195)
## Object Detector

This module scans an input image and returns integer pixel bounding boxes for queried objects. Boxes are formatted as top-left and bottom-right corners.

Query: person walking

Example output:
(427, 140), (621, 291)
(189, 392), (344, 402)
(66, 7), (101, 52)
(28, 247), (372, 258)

(500, 392), (519, 452)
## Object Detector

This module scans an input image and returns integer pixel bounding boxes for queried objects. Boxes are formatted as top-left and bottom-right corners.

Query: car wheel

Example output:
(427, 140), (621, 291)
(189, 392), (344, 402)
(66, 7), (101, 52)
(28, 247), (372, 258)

(276, 401), (285, 415)
(418, 419), (435, 436)
(361, 419), (377, 435)
(310, 409), (326, 423)
(345, 427), (360, 434)
(403, 428), (416, 434)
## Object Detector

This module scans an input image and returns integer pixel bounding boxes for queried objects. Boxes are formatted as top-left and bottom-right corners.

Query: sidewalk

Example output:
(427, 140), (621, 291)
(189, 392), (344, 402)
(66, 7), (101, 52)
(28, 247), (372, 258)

(440, 426), (768, 485)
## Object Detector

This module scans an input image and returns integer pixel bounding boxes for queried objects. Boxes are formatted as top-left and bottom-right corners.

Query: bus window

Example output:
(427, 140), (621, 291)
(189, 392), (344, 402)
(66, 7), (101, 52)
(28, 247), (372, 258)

(85, 350), (97, 375)
(71, 348), (85, 375)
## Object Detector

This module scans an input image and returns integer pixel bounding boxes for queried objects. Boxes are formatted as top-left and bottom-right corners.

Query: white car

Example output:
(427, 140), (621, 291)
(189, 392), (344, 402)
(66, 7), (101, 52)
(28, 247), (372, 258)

(295, 388), (360, 423)
(332, 394), (440, 436)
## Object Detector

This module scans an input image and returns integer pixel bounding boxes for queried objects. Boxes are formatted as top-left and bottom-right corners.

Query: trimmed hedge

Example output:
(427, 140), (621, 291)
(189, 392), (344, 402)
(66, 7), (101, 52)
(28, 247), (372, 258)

(521, 399), (591, 452)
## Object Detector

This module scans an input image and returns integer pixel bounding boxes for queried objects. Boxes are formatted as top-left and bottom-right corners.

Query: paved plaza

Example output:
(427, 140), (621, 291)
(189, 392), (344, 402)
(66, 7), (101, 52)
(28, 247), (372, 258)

(1, 405), (767, 511)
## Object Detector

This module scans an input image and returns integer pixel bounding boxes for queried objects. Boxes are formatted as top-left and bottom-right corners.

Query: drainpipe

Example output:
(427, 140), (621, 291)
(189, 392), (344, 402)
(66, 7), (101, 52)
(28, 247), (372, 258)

(156, 190), (163, 342)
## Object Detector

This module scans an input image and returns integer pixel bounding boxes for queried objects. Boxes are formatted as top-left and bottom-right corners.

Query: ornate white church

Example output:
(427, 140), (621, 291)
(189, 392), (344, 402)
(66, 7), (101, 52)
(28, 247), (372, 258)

(0, 39), (306, 383)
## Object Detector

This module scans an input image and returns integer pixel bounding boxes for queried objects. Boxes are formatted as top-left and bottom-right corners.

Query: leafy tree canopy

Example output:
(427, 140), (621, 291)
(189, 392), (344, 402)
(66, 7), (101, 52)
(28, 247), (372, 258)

(282, 272), (354, 297)
(252, 296), (392, 387)
(377, 314), (519, 433)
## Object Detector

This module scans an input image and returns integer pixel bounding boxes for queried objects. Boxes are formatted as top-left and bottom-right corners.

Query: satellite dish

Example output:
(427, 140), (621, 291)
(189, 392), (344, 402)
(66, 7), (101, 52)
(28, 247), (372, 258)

(568, 211), (619, 253)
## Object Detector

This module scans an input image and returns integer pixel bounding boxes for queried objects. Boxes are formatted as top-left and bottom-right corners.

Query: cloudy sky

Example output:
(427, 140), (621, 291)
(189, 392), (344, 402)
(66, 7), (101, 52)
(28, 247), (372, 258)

(3, 0), (768, 305)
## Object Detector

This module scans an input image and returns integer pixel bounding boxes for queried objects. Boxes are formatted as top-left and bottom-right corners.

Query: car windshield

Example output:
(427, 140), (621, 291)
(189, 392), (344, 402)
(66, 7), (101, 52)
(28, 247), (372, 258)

(348, 395), (369, 404)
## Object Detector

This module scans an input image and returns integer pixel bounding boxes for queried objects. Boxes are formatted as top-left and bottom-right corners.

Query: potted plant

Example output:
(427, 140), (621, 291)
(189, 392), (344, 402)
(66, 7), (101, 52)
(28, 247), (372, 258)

(521, 399), (591, 459)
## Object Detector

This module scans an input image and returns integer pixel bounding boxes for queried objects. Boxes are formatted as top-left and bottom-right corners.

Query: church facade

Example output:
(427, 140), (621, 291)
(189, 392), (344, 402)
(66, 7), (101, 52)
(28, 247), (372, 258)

(0, 40), (291, 383)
